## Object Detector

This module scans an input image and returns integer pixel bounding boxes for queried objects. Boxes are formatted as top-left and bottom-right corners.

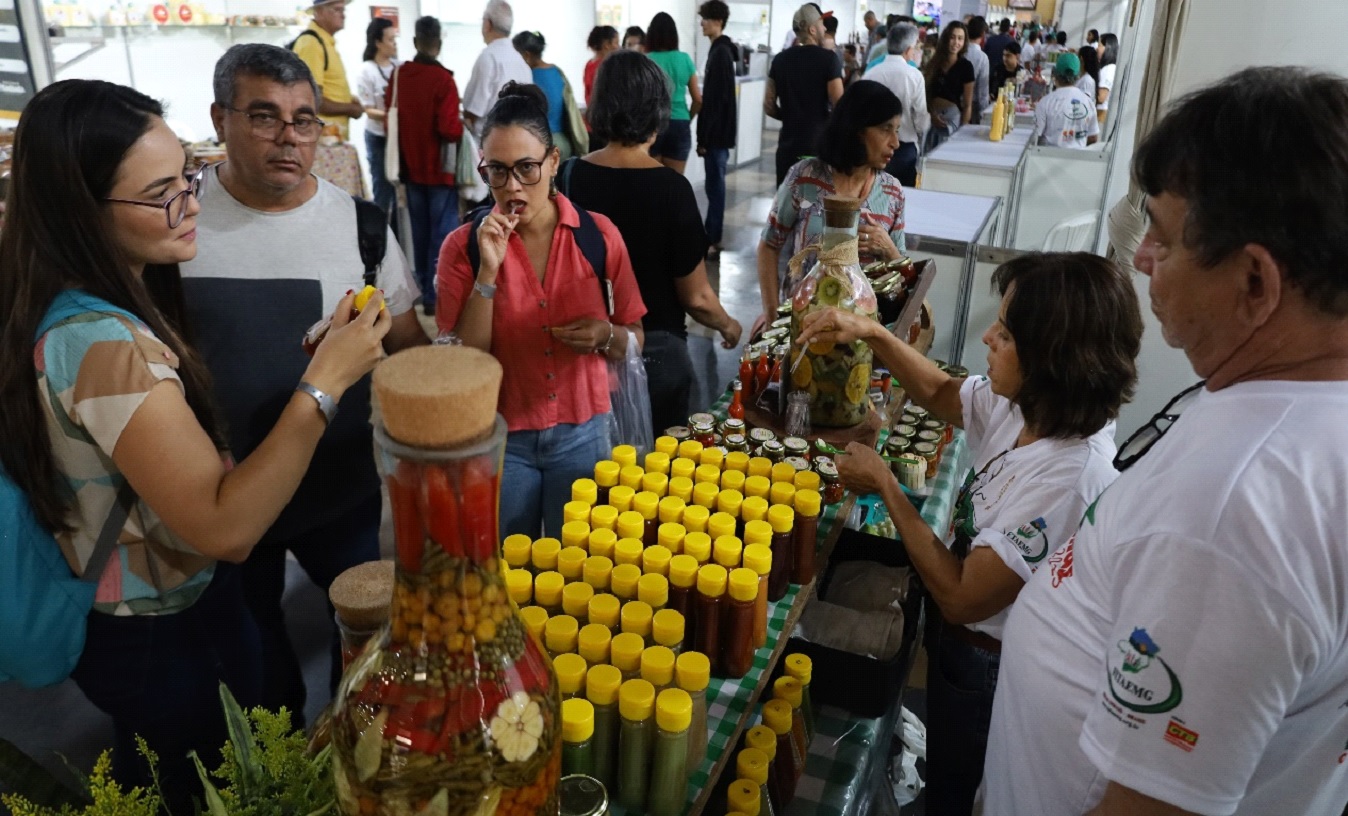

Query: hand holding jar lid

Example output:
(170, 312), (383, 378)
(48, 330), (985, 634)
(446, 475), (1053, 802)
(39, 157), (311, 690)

(611, 563), (642, 601)
(590, 503), (618, 533)
(638, 572), (669, 610)
(587, 528), (617, 561)
(572, 478), (598, 505)
(657, 521), (686, 554)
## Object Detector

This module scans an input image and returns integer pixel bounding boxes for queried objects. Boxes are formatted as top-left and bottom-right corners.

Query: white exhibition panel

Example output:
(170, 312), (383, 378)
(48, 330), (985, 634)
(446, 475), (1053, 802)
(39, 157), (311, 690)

(918, 123), (1031, 246)
(954, 246), (1027, 377)
(1010, 143), (1109, 250)
(902, 187), (1001, 364)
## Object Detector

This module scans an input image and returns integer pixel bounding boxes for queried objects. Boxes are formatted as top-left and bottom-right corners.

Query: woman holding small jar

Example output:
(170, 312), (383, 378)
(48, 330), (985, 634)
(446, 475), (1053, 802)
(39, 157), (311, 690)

(796, 252), (1142, 816)
(438, 83), (647, 538)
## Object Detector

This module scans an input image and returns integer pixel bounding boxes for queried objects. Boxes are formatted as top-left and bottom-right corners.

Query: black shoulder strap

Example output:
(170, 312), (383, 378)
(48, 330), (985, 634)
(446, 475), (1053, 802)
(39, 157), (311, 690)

(352, 196), (386, 287)
(465, 201), (611, 316)
(290, 29), (328, 72)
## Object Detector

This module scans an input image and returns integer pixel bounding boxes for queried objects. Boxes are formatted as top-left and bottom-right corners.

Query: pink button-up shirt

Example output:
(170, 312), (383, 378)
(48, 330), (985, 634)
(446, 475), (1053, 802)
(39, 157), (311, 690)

(437, 195), (647, 432)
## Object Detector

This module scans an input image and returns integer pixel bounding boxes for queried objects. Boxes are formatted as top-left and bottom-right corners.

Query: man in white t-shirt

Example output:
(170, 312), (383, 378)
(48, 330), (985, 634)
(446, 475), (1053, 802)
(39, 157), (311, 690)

(866, 24), (929, 186)
(984, 66), (1348, 816)
(183, 44), (428, 718)
(1033, 52), (1098, 148)
(461, 0), (532, 139)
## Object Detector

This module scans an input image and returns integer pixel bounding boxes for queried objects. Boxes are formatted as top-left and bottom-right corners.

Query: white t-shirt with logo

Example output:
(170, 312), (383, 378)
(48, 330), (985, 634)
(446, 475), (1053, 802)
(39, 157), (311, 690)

(947, 376), (1119, 640)
(1033, 85), (1099, 148)
(985, 381), (1348, 816)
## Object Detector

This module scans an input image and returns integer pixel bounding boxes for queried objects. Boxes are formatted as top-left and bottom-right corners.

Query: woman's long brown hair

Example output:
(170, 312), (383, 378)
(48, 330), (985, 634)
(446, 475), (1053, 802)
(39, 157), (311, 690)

(0, 79), (224, 533)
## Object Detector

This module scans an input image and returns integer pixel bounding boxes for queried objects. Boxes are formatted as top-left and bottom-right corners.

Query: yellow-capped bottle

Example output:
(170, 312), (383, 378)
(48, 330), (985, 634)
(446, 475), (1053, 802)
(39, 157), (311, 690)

(589, 592), (621, 634)
(677, 650), (711, 769)
(502, 533), (533, 572)
(587, 663), (623, 790)
(583, 554), (614, 591)
(611, 632), (645, 681)
(652, 607), (685, 654)
(544, 613), (579, 655)
(558, 545), (588, 581)
(572, 478), (599, 506)
(562, 580), (594, 622)
(561, 697), (596, 777)
(990, 86), (1007, 141)
(578, 622), (612, 665)
(638, 572), (670, 612)
(506, 568), (533, 607)
(647, 688), (693, 816)
(554, 652), (588, 700)
(611, 563), (642, 602)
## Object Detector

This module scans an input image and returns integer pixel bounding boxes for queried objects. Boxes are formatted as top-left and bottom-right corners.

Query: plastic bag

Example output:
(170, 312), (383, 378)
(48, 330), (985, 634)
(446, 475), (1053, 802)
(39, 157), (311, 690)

(457, 128), (488, 202)
(889, 706), (926, 806)
(606, 338), (654, 456)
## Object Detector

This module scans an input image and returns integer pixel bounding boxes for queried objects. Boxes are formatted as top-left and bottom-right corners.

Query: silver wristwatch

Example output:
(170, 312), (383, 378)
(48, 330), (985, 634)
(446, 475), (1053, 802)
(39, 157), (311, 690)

(296, 381), (338, 424)
(473, 280), (497, 300)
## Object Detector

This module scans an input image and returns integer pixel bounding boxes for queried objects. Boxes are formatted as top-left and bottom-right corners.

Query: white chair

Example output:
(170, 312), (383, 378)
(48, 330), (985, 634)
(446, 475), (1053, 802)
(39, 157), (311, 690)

(1040, 210), (1101, 253)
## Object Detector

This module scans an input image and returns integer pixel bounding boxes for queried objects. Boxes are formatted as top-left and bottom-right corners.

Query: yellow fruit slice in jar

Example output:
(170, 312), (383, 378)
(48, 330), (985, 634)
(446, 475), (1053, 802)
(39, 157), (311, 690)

(791, 354), (813, 388)
(846, 363), (870, 405)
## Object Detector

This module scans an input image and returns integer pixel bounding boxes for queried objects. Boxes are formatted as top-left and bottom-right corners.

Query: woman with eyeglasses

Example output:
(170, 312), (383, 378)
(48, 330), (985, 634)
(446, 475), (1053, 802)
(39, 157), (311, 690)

(0, 80), (390, 810)
(436, 82), (646, 539)
(797, 252), (1142, 816)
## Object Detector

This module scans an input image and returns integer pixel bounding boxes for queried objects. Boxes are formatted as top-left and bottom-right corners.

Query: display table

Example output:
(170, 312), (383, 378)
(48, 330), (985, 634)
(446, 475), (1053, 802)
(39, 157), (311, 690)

(903, 189), (1003, 365)
(918, 124), (1034, 247)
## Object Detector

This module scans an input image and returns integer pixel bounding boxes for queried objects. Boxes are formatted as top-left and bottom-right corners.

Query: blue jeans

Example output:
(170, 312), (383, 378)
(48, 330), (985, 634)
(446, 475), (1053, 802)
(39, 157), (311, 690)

(502, 413), (611, 538)
(364, 130), (395, 216)
(404, 182), (459, 307)
(72, 565), (263, 815)
(924, 611), (1001, 816)
(239, 491), (382, 721)
(702, 147), (730, 246)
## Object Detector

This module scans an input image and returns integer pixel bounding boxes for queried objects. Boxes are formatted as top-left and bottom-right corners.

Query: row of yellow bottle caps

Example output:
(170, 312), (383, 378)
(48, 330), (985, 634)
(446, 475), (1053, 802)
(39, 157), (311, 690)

(558, 651), (710, 742)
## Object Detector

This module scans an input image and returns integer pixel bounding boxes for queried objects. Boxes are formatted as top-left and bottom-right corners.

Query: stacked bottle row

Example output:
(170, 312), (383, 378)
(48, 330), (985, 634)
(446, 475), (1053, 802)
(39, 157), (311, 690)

(724, 655), (817, 816)
(557, 653), (712, 816)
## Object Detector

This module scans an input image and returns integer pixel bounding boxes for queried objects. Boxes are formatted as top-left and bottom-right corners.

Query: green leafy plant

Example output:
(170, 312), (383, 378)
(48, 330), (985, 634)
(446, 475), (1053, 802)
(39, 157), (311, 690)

(0, 740), (162, 816)
(191, 684), (334, 816)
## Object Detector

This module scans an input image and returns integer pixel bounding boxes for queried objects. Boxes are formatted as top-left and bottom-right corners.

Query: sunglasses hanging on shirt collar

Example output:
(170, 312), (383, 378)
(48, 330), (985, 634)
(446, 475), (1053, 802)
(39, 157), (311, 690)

(1112, 381), (1205, 472)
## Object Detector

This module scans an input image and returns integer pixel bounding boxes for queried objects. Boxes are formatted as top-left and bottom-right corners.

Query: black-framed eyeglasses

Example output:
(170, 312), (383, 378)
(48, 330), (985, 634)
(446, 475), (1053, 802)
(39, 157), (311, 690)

(104, 167), (204, 229)
(224, 106), (327, 143)
(477, 157), (546, 189)
(1113, 381), (1205, 471)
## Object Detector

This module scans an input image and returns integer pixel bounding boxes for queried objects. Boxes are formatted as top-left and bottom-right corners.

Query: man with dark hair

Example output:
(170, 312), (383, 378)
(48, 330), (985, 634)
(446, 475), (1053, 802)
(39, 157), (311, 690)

(386, 15), (463, 316)
(866, 23), (928, 185)
(964, 15), (990, 123)
(185, 43), (428, 719)
(697, 0), (736, 254)
(290, 0), (364, 141)
(765, 2), (844, 184)
(990, 40), (1022, 94)
(983, 16), (1015, 69)
(985, 66), (1348, 816)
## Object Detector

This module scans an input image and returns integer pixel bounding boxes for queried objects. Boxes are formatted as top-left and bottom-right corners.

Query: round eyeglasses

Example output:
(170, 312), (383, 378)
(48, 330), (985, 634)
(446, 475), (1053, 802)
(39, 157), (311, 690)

(477, 158), (546, 188)
(104, 167), (204, 230)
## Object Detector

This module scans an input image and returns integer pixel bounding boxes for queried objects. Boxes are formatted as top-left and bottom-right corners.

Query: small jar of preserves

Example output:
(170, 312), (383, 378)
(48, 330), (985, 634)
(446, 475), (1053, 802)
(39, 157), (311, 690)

(815, 458), (845, 505)
(664, 426), (692, 442)
(913, 442), (940, 479)
(748, 428), (776, 449)
(690, 421), (716, 448)
(722, 418), (747, 439)
(688, 412), (716, 429)
(759, 439), (786, 463)
(782, 437), (810, 461)
(784, 456), (811, 474)
(915, 429), (942, 456)
(906, 405), (930, 423)
(893, 424), (919, 443)
(724, 433), (750, 453)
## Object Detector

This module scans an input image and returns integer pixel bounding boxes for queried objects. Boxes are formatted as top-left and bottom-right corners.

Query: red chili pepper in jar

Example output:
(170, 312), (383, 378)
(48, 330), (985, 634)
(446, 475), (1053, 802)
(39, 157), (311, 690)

(420, 465), (464, 558)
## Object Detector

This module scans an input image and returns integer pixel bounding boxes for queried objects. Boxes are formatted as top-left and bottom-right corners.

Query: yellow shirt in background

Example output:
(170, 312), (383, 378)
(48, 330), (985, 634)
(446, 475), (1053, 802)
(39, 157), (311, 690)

(293, 21), (354, 140)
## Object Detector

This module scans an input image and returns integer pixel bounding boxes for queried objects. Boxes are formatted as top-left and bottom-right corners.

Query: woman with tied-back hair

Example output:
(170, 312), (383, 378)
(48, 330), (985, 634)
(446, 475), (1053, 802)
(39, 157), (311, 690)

(0, 79), (388, 810)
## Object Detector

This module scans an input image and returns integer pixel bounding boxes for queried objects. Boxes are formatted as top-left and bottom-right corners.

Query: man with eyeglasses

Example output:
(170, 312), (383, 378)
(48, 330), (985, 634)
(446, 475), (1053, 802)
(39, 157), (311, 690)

(180, 44), (428, 721)
(290, 0), (364, 141)
(982, 67), (1348, 816)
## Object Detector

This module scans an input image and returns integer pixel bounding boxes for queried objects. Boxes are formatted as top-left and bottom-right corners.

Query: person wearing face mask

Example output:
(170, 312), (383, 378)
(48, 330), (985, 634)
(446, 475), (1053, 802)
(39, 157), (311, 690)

(0, 79), (391, 812)
(863, 23), (929, 186)
(436, 82), (646, 539)
(756, 80), (907, 334)
(798, 252), (1142, 816)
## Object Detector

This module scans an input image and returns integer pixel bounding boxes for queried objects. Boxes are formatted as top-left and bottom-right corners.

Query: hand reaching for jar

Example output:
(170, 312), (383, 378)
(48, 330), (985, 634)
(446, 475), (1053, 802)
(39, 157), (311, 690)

(836, 441), (893, 495)
(795, 307), (881, 348)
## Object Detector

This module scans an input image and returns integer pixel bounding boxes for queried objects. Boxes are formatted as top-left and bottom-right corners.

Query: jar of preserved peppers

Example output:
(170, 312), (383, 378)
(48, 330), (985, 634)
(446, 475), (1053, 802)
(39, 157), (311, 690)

(814, 458), (845, 505)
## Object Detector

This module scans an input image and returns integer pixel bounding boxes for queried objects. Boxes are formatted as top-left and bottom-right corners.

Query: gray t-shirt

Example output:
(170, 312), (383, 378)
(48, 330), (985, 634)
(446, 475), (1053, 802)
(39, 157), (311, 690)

(180, 165), (417, 539)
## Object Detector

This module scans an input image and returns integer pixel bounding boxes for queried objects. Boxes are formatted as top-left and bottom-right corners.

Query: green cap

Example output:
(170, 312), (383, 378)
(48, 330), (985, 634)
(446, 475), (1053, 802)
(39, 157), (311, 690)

(1054, 52), (1081, 80)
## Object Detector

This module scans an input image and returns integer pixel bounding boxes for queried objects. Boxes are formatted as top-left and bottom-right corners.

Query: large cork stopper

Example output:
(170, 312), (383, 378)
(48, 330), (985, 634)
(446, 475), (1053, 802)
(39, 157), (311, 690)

(822, 195), (861, 229)
(329, 560), (396, 631)
(372, 345), (502, 448)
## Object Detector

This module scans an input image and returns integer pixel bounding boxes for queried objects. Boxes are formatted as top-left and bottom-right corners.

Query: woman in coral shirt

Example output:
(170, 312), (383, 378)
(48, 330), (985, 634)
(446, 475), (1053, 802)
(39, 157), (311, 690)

(437, 83), (645, 538)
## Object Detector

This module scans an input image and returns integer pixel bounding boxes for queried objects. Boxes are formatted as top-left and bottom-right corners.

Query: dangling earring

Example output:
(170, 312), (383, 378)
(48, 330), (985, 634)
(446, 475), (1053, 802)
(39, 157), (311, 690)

(548, 175), (558, 199)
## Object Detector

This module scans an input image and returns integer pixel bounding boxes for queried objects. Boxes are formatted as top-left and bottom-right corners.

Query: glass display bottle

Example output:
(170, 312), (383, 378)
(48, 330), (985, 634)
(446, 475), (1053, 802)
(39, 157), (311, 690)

(647, 689), (693, 816)
(788, 195), (878, 428)
(677, 651), (711, 772)
(333, 414), (559, 815)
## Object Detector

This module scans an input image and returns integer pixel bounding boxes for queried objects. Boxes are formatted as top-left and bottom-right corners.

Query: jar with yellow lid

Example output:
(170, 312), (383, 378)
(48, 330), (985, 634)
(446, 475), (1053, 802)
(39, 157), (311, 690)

(691, 480), (719, 510)
(721, 468), (746, 494)
(564, 501), (592, 525)
(713, 535), (744, 570)
(532, 537), (561, 574)
(554, 652), (587, 700)
(507, 568), (534, 607)
(588, 593), (621, 634)
(610, 563), (642, 602)
(561, 697), (595, 776)
(586, 663), (623, 790)
(667, 476), (694, 503)
(503, 533), (533, 571)
(651, 608), (684, 654)
(593, 460), (620, 505)
(670, 457), (697, 481)
(535, 570), (566, 615)
(675, 650), (710, 770)
(558, 545), (588, 582)
(654, 436), (678, 457)
(610, 633), (645, 682)
(741, 544), (772, 650)
(562, 581), (594, 622)
(657, 522), (685, 555)
(616, 679), (656, 809)
(620, 600), (654, 643)
(682, 532), (712, 566)
(545, 614), (579, 655)
(578, 623), (612, 665)
(608, 485), (636, 513)
(638, 572), (669, 612)
(611, 445), (638, 468)
(682, 504), (709, 534)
